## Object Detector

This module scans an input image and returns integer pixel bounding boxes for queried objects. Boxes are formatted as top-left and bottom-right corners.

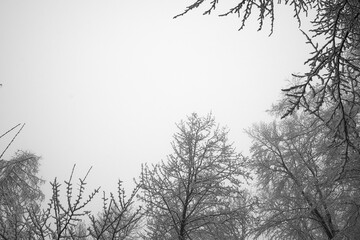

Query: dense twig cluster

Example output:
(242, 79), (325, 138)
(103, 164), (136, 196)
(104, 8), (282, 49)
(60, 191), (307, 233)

(138, 113), (254, 240)
(247, 111), (360, 239)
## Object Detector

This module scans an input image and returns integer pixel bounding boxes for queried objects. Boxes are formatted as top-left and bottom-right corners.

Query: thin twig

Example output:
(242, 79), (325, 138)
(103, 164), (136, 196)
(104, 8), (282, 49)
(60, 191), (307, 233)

(0, 123), (21, 139)
(0, 123), (25, 159)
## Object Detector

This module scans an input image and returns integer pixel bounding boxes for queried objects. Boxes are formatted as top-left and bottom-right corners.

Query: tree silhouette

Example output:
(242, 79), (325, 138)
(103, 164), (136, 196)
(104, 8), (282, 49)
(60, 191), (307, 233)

(139, 113), (253, 240)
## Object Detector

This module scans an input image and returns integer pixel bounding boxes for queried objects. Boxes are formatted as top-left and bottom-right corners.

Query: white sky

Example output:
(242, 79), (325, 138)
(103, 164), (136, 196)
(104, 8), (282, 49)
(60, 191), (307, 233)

(0, 1), (312, 199)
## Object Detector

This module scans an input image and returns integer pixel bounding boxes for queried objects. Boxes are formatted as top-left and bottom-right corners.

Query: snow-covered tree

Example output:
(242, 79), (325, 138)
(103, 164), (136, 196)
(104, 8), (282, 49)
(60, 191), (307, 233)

(139, 113), (253, 240)
(247, 112), (360, 239)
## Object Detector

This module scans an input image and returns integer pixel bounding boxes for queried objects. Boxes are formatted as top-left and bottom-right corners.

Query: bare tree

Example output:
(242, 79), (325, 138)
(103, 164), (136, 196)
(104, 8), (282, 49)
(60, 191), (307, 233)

(0, 125), (142, 239)
(88, 181), (143, 240)
(25, 166), (143, 240)
(26, 165), (100, 239)
(139, 113), (253, 240)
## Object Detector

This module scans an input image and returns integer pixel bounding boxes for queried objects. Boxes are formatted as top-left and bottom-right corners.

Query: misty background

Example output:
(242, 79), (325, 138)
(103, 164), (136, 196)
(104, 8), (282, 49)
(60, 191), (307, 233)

(0, 0), (311, 198)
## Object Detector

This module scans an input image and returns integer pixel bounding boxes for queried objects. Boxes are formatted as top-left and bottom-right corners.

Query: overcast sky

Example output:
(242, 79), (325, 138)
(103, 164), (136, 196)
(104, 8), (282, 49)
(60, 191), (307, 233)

(0, 1), (312, 198)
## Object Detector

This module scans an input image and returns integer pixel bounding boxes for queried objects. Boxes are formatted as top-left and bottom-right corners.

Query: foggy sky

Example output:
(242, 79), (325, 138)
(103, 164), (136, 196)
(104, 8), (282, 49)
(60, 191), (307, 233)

(0, 1), (311, 198)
